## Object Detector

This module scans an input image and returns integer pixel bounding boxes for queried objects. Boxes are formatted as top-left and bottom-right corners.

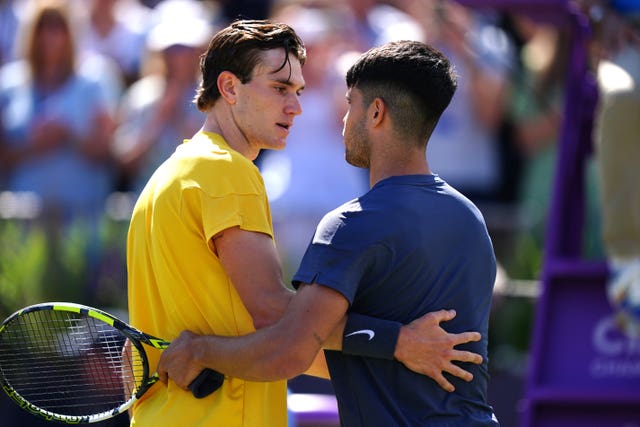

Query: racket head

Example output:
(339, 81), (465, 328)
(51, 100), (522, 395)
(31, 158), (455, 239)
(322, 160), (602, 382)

(0, 302), (156, 424)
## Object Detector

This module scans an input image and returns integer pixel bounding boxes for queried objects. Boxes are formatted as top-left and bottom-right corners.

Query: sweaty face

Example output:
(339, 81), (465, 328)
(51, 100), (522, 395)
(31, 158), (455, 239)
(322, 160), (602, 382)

(342, 87), (370, 169)
(233, 49), (305, 153)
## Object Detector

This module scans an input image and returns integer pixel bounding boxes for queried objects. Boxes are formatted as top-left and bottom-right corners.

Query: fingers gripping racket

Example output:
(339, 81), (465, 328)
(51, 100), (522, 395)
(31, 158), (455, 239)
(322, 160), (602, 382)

(0, 302), (224, 424)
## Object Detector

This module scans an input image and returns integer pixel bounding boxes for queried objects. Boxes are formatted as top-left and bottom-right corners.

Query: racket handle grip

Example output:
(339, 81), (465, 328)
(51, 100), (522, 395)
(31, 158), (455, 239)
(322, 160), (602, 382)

(188, 368), (224, 398)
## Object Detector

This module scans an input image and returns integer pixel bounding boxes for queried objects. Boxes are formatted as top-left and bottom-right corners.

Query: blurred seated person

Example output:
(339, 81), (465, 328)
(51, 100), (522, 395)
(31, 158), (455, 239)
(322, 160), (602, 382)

(0, 0), (116, 227)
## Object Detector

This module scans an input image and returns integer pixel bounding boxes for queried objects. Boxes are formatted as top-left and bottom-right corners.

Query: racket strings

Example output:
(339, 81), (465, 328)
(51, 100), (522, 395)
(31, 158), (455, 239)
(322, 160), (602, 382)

(0, 309), (146, 416)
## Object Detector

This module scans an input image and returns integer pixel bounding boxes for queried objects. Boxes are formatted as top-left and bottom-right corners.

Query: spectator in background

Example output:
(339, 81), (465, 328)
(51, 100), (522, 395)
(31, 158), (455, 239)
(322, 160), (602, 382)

(508, 14), (602, 277)
(112, 0), (213, 194)
(0, 0), (120, 301)
(507, 17), (567, 276)
(76, 0), (151, 87)
(401, 0), (514, 209)
(397, 0), (515, 206)
(584, 0), (640, 336)
(0, 0), (116, 227)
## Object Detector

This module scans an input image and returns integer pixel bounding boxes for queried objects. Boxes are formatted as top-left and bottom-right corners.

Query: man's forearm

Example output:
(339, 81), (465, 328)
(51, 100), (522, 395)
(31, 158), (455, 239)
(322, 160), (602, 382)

(320, 315), (346, 350)
(195, 326), (313, 381)
(159, 283), (348, 386)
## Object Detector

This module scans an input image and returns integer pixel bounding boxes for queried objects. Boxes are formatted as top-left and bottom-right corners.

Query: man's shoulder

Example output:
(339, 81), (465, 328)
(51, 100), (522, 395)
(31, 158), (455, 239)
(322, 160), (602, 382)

(176, 135), (257, 173)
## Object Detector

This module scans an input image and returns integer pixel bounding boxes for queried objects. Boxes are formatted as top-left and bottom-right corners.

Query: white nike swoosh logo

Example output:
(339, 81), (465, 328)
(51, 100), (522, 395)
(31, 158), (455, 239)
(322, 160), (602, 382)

(344, 329), (375, 341)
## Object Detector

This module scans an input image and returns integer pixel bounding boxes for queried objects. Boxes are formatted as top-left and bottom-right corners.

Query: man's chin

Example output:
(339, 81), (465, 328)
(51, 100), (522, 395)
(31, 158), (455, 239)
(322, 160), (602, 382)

(346, 156), (368, 169)
(265, 139), (288, 151)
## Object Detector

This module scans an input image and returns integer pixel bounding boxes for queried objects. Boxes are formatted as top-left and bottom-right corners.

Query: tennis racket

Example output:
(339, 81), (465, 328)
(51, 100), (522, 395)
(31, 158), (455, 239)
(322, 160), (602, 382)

(0, 302), (224, 424)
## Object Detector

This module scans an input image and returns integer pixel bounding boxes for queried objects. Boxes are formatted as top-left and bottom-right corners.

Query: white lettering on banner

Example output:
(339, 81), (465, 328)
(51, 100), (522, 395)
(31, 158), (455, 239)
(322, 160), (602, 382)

(590, 315), (640, 378)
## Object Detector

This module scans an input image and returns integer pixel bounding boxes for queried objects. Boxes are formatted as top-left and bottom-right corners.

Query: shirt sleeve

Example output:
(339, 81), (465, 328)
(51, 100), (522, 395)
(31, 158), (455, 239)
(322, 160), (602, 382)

(292, 204), (401, 360)
(200, 191), (273, 241)
(181, 157), (274, 242)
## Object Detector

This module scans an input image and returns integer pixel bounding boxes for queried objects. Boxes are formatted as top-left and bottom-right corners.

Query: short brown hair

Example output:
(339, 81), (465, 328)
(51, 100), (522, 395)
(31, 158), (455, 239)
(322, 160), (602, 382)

(23, 0), (76, 81)
(194, 19), (306, 112)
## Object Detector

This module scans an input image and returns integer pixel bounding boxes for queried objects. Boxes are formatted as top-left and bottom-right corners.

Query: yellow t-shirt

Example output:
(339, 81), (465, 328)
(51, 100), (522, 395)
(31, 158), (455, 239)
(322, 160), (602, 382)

(127, 131), (287, 427)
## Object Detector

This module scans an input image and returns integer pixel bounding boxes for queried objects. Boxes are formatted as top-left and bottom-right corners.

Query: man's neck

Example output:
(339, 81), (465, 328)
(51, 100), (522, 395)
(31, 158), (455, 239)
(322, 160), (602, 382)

(368, 144), (430, 188)
(201, 110), (259, 161)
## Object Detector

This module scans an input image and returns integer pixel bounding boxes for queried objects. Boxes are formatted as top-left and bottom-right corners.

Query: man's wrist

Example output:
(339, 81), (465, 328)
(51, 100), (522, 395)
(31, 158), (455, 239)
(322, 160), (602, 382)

(342, 313), (401, 360)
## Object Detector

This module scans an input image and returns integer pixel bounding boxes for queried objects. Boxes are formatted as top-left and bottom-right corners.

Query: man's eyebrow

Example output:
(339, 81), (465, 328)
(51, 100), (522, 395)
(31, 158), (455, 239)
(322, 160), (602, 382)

(271, 77), (305, 91)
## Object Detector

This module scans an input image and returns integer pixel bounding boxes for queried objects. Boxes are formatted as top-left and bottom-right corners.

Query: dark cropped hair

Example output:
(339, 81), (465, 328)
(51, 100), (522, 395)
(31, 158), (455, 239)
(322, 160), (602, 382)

(195, 19), (306, 112)
(345, 40), (457, 142)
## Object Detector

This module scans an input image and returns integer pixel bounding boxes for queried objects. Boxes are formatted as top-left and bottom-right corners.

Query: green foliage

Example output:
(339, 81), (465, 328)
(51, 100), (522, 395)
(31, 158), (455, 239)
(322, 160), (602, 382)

(0, 217), (129, 320)
(489, 294), (536, 375)
(0, 221), (47, 318)
(507, 231), (544, 281)
(93, 216), (129, 309)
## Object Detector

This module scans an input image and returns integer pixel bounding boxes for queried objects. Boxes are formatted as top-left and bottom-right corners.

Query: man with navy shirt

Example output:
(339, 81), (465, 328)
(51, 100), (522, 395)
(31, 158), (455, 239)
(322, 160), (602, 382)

(158, 39), (500, 426)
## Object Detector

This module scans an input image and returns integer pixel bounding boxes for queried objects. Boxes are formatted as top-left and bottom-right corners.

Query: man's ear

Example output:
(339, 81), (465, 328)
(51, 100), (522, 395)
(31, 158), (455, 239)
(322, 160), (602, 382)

(370, 97), (385, 127)
(217, 71), (238, 104)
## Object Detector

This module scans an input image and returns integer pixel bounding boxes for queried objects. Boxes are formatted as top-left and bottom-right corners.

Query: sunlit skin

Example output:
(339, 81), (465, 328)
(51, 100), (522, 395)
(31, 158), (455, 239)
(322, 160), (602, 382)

(202, 48), (305, 161)
(342, 87), (371, 169)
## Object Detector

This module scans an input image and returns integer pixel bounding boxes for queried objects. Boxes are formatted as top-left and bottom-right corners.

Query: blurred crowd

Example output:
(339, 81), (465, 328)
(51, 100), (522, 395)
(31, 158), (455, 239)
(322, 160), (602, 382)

(0, 0), (609, 298)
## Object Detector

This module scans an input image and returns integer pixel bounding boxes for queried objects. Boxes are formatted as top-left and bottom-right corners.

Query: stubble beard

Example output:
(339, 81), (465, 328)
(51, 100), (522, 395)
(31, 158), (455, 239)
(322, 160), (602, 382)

(345, 121), (370, 169)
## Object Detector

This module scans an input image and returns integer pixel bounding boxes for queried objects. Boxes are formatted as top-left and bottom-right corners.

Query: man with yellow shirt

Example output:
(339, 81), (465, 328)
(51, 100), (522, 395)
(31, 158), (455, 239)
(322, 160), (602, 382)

(127, 19), (483, 427)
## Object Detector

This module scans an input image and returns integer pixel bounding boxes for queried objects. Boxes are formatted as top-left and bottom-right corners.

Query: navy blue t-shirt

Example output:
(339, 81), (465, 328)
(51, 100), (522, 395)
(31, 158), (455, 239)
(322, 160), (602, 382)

(293, 174), (499, 427)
